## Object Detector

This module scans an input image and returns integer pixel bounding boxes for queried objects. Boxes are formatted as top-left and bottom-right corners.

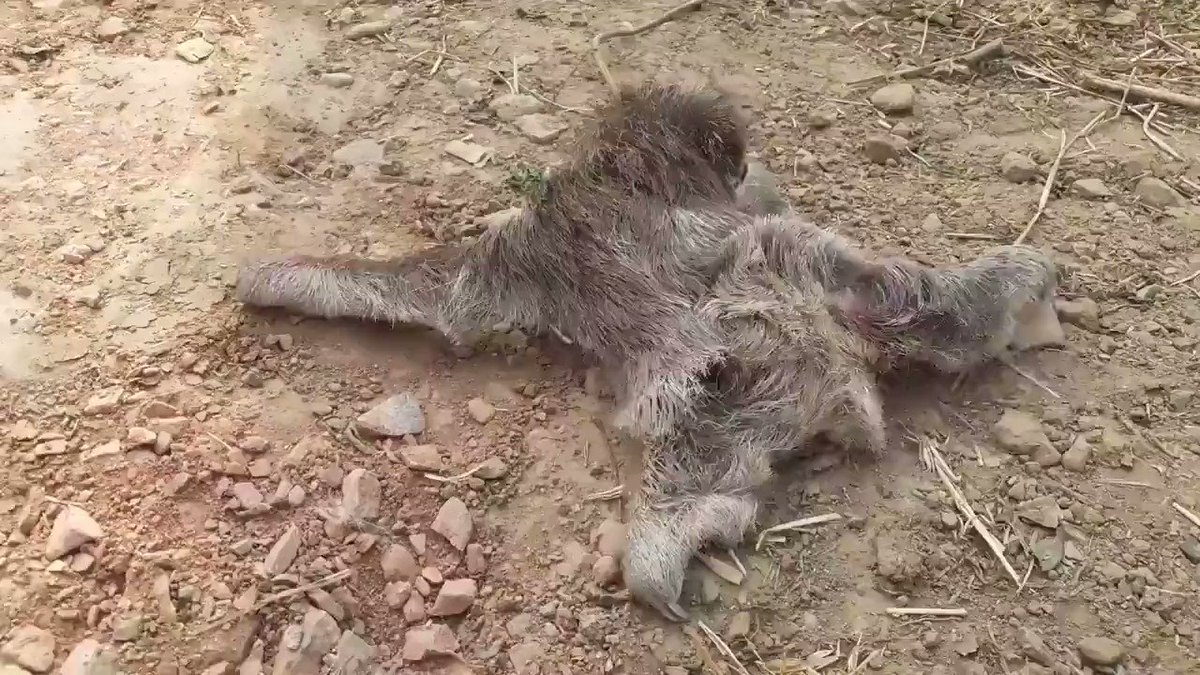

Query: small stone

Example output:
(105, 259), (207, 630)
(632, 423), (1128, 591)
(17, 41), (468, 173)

(1000, 152), (1039, 183)
(332, 630), (375, 672)
(1, 625), (55, 673)
(8, 419), (38, 441)
(344, 20), (391, 39)
(175, 37), (215, 63)
(384, 581), (413, 608)
(126, 426), (156, 446)
(81, 439), (123, 461)
(320, 72), (355, 88)
(490, 93), (543, 121)
(1071, 178), (1112, 199)
(83, 390), (121, 415)
(402, 624), (459, 662)
(272, 609), (340, 675)
(231, 482), (264, 509)
(96, 17), (129, 41)
(342, 469), (381, 521)
(381, 544), (420, 581)
(1134, 176), (1182, 208)
(508, 642), (541, 674)
(1017, 495), (1061, 529)
(863, 133), (908, 164)
(1010, 298), (1066, 351)
(239, 640), (264, 675)
(431, 497), (472, 550)
(1077, 636), (1125, 666)
(45, 506), (104, 559)
(993, 409), (1054, 456)
(398, 445), (443, 472)
(515, 113), (566, 144)
(475, 457), (508, 480)
(1180, 537), (1200, 564)
(444, 140), (490, 165)
(58, 243), (94, 263)
(111, 615), (142, 642)
(1061, 436), (1092, 472)
(466, 398), (495, 424)
(356, 394), (425, 437)
(1032, 444), (1061, 468)
(591, 555), (620, 587)
(61, 639), (117, 675)
(402, 592), (426, 623)
(153, 571), (177, 623)
(264, 526), (302, 575)
(143, 400), (180, 418)
(287, 486), (306, 507)
(870, 83), (915, 114)
(1054, 297), (1100, 331)
(725, 611), (751, 640)
(430, 578), (477, 616)
(920, 213), (943, 232)
(465, 543), (487, 574)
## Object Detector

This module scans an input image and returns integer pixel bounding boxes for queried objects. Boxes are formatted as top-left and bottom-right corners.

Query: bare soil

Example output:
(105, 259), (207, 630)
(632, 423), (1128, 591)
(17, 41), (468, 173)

(2, 0), (1199, 673)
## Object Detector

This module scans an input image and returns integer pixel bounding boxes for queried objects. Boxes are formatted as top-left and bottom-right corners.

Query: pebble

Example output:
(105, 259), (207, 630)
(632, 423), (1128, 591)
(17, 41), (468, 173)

(402, 592), (426, 623)
(111, 615), (142, 642)
(83, 390), (121, 415)
(398, 445), (443, 472)
(515, 114), (567, 144)
(402, 624), (459, 661)
(356, 394), (425, 437)
(175, 37), (215, 63)
(341, 469), (381, 520)
(725, 611), (752, 640)
(466, 398), (496, 424)
(1180, 537), (1200, 564)
(1, 625), (55, 673)
(465, 543), (487, 574)
(444, 140), (491, 165)
(475, 457), (508, 480)
(431, 497), (472, 550)
(96, 17), (129, 41)
(591, 555), (620, 587)
(863, 133), (908, 164)
(384, 581), (412, 607)
(264, 525), (302, 575)
(231, 482), (264, 509)
(1000, 152), (1039, 183)
(1016, 495), (1062, 529)
(1134, 176), (1182, 207)
(320, 72), (355, 88)
(332, 630), (375, 672)
(490, 93), (543, 121)
(272, 609), (340, 675)
(869, 82), (915, 114)
(239, 640), (264, 675)
(1077, 636), (1125, 666)
(60, 639), (118, 675)
(332, 139), (382, 166)
(430, 578), (477, 616)
(992, 409), (1055, 456)
(1061, 436), (1092, 472)
(508, 642), (542, 674)
(1054, 297), (1100, 331)
(287, 486), (306, 506)
(381, 544), (420, 581)
(45, 506), (104, 559)
(1071, 178), (1112, 200)
(344, 20), (392, 39)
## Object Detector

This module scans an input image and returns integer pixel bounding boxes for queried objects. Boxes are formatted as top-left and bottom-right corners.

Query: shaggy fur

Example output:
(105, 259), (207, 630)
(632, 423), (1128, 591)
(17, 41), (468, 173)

(234, 82), (1058, 621)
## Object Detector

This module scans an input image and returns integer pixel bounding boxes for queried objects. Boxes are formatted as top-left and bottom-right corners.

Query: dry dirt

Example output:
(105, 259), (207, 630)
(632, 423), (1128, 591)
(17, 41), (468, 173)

(2, 0), (1200, 673)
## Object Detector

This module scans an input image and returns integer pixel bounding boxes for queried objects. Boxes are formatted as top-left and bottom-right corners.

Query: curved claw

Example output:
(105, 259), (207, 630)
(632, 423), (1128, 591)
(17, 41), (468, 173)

(648, 599), (691, 623)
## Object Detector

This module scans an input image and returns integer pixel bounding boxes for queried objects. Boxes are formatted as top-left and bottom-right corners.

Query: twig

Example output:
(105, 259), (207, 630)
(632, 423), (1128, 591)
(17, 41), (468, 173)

(849, 38), (1006, 86)
(945, 232), (1002, 241)
(591, 0), (706, 97)
(1170, 269), (1200, 287)
(1140, 104), (1185, 160)
(206, 432), (240, 454)
(1013, 111), (1106, 246)
(429, 35), (447, 76)
(696, 619), (752, 675)
(342, 425), (373, 453)
(885, 607), (967, 617)
(919, 438), (1022, 586)
(200, 570), (353, 633)
(423, 463), (486, 483)
(754, 513), (842, 551)
(1173, 502), (1200, 529)
(584, 485), (624, 501)
(512, 54), (520, 94)
(1003, 361), (1061, 399)
(1081, 72), (1200, 112)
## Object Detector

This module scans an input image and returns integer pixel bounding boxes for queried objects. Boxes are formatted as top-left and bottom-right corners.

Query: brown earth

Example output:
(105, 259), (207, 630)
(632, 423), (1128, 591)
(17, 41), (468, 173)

(2, 0), (1199, 673)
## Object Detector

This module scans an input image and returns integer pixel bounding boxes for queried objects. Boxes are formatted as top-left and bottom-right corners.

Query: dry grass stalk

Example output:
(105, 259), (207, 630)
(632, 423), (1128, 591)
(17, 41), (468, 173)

(885, 607), (967, 617)
(918, 438), (1022, 586)
(1172, 502), (1200, 529)
(754, 513), (843, 551)
(850, 38), (1006, 86)
(423, 463), (487, 483)
(591, 0), (706, 97)
(1169, 269), (1200, 287)
(696, 619), (752, 675)
(584, 485), (624, 502)
(1081, 72), (1200, 112)
(1013, 110), (1106, 246)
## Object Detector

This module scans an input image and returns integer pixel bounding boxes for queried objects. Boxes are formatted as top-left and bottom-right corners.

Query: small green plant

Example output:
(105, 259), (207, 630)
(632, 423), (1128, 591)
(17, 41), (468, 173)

(505, 165), (549, 203)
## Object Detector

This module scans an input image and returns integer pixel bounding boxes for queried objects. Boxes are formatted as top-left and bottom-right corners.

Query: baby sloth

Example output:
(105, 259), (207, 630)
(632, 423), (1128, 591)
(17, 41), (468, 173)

(234, 82), (1058, 622)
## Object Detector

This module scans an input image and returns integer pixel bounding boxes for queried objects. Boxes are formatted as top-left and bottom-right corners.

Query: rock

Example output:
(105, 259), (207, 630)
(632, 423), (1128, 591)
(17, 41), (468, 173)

(111, 615), (142, 642)
(1054, 297), (1100, 331)
(341, 469), (381, 521)
(344, 20), (391, 39)
(1010, 299), (1066, 351)
(1077, 636), (1125, 666)
(81, 439), (123, 462)
(490, 93), (543, 121)
(444, 140), (490, 165)
(591, 555), (620, 586)
(239, 640), (264, 675)
(1134, 176), (1182, 207)
(725, 611), (752, 640)
(465, 543), (487, 574)
(454, 77), (484, 99)
(96, 17), (129, 41)
(332, 630), (375, 673)
(475, 457), (507, 480)
(1000, 152), (1039, 183)
(402, 624), (459, 661)
(402, 592), (426, 623)
(1071, 178), (1112, 199)
(384, 581), (413, 608)
(430, 578), (477, 616)
(1020, 628), (1054, 666)
(45, 506), (103, 559)
(175, 37), (215, 63)
(231, 482), (264, 509)
(264, 526), (302, 576)
(1032, 444), (1061, 468)
(863, 134), (908, 164)
(126, 427), (156, 446)
(83, 390), (121, 415)
(920, 213), (943, 232)
(60, 639), (117, 675)
(431, 498), (472, 550)
(398, 445), (443, 472)
(1, 625), (55, 673)
(8, 419), (38, 441)
(271, 608), (340, 675)
(143, 400), (180, 418)
(381, 544), (420, 581)
(356, 394), (424, 437)
(1017, 495), (1062, 529)
(515, 114), (566, 144)
(287, 486), (306, 507)
(466, 398), (495, 424)
(508, 642), (542, 674)
(870, 83), (915, 114)
(331, 139), (382, 166)
(320, 72), (355, 88)
(153, 571), (177, 623)
(1180, 537), (1200, 564)
(992, 409), (1054, 456)
(1061, 436), (1092, 472)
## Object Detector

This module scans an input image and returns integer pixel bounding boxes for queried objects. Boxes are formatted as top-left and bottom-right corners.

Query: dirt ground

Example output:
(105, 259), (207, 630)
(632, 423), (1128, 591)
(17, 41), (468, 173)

(2, 0), (1200, 673)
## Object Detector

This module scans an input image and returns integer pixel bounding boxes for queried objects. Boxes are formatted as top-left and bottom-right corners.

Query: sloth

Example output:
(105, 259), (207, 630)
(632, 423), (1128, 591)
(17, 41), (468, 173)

(234, 82), (1058, 621)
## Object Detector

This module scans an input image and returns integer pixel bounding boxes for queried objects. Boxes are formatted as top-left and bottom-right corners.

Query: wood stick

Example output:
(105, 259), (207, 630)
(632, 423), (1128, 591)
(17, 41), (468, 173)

(849, 38), (1006, 86)
(754, 513), (843, 551)
(591, 0), (705, 97)
(1173, 502), (1200, 529)
(199, 569), (353, 633)
(1081, 72), (1200, 112)
(1013, 111), (1106, 246)
(1169, 269), (1200, 287)
(886, 607), (967, 617)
